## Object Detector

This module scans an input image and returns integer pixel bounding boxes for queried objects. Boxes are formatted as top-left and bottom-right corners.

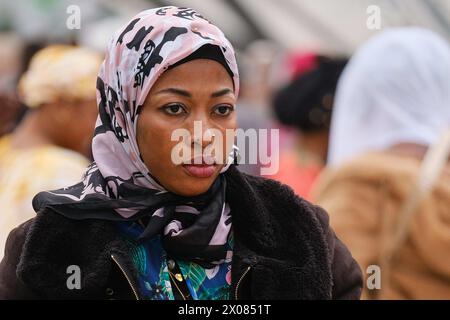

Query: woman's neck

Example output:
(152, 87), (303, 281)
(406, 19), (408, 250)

(9, 111), (54, 150)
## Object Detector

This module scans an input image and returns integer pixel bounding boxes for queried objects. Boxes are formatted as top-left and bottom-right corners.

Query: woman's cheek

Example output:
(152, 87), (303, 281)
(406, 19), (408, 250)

(221, 125), (235, 163)
(148, 126), (179, 165)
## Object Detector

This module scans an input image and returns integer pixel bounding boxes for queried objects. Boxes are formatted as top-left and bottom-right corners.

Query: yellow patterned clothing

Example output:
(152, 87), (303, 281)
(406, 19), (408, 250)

(0, 135), (89, 259)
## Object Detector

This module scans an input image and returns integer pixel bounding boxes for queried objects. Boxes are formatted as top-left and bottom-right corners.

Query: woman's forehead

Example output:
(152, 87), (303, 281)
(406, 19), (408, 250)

(152, 59), (234, 89)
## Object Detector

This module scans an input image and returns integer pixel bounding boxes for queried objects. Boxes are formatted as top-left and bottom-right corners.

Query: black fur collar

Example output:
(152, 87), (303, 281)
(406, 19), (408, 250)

(17, 166), (332, 299)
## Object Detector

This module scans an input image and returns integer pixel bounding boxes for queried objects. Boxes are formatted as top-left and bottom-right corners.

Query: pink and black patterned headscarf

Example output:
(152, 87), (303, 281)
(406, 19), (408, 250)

(33, 7), (239, 266)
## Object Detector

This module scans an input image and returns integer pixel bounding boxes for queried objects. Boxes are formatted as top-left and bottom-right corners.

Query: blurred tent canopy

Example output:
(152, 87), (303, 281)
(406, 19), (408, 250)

(156, 0), (450, 54)
(0, 0), (449, 55)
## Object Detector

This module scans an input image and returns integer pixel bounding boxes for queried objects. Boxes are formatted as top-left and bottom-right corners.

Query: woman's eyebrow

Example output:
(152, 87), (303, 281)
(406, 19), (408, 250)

(155, 88), (233, 98)
(155, 88), (191, 97)
(211, 88), (233, 98)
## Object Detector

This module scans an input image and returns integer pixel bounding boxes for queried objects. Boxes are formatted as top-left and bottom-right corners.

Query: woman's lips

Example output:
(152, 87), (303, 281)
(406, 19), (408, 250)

(182, 155), (217, 178)
(182, 164), (216, 178)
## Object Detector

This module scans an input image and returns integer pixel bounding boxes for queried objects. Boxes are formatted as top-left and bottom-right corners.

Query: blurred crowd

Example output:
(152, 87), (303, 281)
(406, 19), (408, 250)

(0, 3), (449, 300)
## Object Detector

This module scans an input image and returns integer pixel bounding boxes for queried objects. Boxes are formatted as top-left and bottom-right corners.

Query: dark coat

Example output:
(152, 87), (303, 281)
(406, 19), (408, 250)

(0, 166), (362, 300)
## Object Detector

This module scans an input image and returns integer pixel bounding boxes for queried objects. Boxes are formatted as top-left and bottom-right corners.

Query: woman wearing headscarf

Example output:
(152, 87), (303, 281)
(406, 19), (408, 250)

(0, 7), (361, 300)
(0, 45), (101, 261)
(272, 55), (347, 199)
(312, 28), (450, 299)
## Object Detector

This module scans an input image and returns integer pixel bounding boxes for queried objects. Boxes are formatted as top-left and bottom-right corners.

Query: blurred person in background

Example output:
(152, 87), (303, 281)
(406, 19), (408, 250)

(0, 33), (25, 138)
(0, 7), (361, 300)
(272, 54), (347, 199)
(312, 28), (450, 299)
(235, 40), (279, 176)
(0, 93), (24, 138)
(0, 45), (102, 259)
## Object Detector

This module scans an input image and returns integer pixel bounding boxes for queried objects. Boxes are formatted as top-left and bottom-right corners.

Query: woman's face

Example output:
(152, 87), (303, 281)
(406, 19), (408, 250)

(41, 98), (98, 158)
(137, 59), (237, 196)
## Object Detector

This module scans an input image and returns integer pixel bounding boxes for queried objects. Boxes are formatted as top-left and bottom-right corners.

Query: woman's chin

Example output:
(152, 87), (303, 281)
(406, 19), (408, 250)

(170, 183), (213, 197)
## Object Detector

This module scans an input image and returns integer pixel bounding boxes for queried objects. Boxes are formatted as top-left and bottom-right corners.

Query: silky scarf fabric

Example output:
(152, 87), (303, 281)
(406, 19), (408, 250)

(33, 7), (239, 266)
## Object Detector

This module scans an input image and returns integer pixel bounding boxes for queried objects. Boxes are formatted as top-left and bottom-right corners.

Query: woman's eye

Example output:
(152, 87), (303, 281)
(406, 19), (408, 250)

(163, 104), (185, 115)
(214, 105), (234, 116)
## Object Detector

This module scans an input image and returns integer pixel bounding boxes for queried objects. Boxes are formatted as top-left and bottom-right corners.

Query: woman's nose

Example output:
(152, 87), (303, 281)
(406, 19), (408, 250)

(202, 128), (215, 146)
(192, 127), (215, 148)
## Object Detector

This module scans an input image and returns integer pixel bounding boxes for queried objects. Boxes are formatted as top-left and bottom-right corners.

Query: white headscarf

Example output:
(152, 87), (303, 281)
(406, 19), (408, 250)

(328, 27), (450, 166)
